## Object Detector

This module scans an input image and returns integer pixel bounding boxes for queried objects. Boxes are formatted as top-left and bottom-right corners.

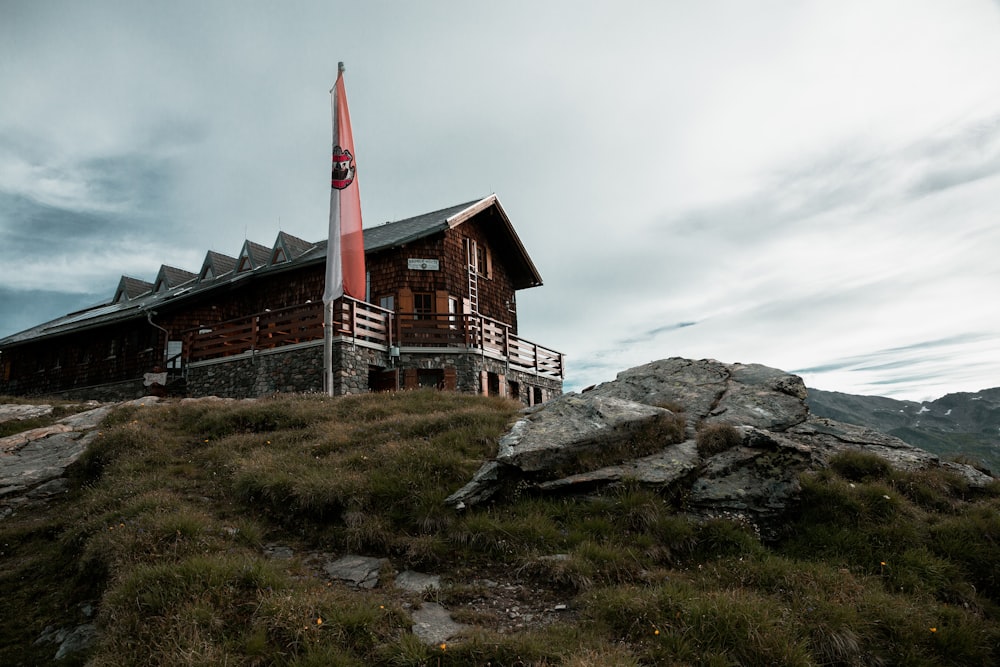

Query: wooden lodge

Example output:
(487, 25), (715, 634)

(0, 195), (563, 404)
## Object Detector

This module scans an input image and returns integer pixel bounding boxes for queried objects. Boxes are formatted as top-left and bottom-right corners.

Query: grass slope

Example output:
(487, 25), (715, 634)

(1, 391), (999, 666)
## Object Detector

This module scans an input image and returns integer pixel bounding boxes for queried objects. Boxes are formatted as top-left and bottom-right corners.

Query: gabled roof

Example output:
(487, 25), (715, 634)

(153, 265), (197, 293)
(113, 276), (153, 303)
(361, 199), (481, 251)
(236, 241), (270, 272)
(302, 194), (543, 289)
(270, 232), (315, 266)
(199, 251), (237, 282)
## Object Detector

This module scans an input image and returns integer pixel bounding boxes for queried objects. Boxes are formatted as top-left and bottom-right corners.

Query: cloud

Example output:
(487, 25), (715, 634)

(0, 286), (104, 335)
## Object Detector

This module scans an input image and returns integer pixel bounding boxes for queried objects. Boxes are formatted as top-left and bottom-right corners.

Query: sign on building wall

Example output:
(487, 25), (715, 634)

(407, 258), (440, 271)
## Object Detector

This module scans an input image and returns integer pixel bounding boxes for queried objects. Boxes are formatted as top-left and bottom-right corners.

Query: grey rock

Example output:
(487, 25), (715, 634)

(54, 623), (97, 660)
(263, 543), (294, 559)
(0, 432), (90, 498)
(324, 554), (388, 589)
(410, 602), (467, 645)
(446, 461), (510, 508)
(0, 398), (158, 513)
(588, 358), (808, 432)
(538, 441), (700, 491)
(497, 394), (676, 472)
(26, 477), (70, 499)
(55, 406), (112, 431)
(0, 404), (53, 423)
(0, 424), (72, 455)
(447, 394), (678, 507)
(395, 570), (441, 593)
(446, 357), (995, 529)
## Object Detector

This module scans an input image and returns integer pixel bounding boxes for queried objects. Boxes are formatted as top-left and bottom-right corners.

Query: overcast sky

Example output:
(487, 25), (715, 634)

(2, 1), (1000, 401)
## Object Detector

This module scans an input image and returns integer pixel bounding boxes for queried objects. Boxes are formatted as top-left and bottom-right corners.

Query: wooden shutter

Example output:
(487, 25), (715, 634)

(403, 368), (418, 390)
(434, 290), (450, 317)
(398, 287), (414, 314)
(443, 367), (457, 391)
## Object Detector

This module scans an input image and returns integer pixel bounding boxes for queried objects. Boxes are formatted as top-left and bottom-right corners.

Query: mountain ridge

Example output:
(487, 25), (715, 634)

(806, 385), (1000, 473)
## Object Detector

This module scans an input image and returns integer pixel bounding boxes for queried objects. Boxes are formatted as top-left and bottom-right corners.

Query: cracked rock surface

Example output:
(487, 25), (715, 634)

(447, 357), (994, 530)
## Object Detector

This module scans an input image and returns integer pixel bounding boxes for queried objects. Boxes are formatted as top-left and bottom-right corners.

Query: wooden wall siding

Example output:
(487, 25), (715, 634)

(1, 321), (163, 395)
(442, 217), (519, 331)
(157, 264), (326, 338)
(367, 234), (448, 306)
(367, 217), (520, 333)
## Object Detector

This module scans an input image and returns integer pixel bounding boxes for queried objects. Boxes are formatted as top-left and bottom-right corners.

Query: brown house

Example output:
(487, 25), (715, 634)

(0, 195), (563, 404)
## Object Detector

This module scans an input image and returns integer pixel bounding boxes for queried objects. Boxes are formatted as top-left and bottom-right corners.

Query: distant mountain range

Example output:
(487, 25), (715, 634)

(806, 386), (1000, 474)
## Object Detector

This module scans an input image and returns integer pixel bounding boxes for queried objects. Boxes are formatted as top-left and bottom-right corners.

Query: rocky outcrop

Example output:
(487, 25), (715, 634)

(447, 358), (994, 532)
(0, 398), (157, 516)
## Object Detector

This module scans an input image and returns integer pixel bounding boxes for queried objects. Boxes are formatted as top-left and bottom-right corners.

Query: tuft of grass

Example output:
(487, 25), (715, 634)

(829, 449), (892, 482)
(696, 422), (743, 456)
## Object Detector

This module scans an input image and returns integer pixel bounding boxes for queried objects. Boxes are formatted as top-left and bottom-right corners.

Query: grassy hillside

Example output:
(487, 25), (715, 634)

(2, 391), (999, 666)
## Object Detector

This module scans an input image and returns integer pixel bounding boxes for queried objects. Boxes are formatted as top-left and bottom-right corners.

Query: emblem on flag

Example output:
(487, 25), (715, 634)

(331, 146), (355, 190)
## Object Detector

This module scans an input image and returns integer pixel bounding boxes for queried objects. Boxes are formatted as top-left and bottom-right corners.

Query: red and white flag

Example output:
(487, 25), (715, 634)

(323, 62), (366, 303)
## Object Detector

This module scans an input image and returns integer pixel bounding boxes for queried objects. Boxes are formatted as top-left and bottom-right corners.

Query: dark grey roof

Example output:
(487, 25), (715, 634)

(114, 276), (153, 302)
(275, 231), (314, 259)
(200, 251), (237, 280)
(364, 199), (481, 251)
(239, 241), (271, 270)
(155, 265), (197, 291)
(0, 195), (540, 347)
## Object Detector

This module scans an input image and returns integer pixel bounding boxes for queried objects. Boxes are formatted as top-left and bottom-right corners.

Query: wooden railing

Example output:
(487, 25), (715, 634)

(396, 312), (564, 378)
(185, 300), (563, 378)
(185, 298), (393, 362)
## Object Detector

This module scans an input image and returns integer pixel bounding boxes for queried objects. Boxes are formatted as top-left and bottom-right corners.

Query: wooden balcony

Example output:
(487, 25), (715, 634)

(184, 298), (563, 379)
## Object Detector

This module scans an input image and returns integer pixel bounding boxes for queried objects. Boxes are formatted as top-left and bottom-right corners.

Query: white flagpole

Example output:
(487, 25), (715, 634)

(323, 63), (345, 397)
(324, 300), (333, 396)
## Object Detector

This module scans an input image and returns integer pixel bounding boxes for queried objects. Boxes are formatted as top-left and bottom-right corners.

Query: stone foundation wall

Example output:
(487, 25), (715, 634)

(395, 349), (562, 407)
(331, 340), (390, 395)
(185, 342), (562, 404)
(186, 342), (325, 398)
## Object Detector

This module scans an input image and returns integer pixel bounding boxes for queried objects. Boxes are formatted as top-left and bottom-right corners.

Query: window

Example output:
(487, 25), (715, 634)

(413, 292), (433, 319)
(379, 295), (395, 312)
(475, 244), (492, 278)
(167, 340), (183, 370)
(417, 368), (444, 389)
(487, 372), (501, 397)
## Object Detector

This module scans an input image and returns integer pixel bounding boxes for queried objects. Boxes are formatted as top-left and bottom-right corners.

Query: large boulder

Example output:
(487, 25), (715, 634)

(447, 358), (994, 531)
